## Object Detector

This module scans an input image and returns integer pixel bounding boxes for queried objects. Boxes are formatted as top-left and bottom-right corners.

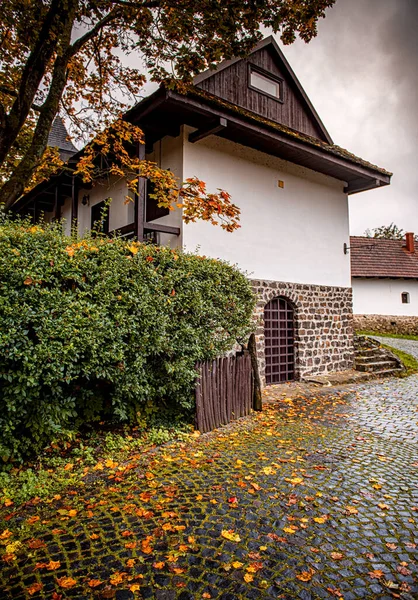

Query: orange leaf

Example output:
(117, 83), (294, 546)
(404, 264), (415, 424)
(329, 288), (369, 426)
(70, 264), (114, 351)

(27, 582), (43, 596)
(88, 579), (103, 588)
(368, 569), (384, 579)
(27, 538), (45, 549)
(330, 552), (344, 560)
(296, 568), (315, 582)
(56, 576), (77, 588)
(153, 561), (165, 569)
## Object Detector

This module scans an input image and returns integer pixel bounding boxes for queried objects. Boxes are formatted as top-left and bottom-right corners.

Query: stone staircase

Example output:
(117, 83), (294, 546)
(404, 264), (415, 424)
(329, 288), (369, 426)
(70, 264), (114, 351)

(354, 335), (405, 378)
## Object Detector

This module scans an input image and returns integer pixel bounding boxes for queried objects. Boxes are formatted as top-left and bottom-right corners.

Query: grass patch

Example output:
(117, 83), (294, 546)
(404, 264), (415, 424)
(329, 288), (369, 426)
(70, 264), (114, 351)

(0, 419), (193, 509)
(356, 330), (418, 341)
(379, 343), (418, 377)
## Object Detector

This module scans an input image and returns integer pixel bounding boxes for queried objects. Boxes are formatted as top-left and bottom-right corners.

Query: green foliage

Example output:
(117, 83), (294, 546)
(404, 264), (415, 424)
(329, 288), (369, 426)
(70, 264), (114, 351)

(0, 214), (255, 464)
(364, 223), (418, 241)
(379, 344), (418, 377)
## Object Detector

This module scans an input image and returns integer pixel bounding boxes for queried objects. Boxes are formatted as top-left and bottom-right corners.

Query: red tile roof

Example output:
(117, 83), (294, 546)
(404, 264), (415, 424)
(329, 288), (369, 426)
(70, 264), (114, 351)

(350, 236), (418, 279)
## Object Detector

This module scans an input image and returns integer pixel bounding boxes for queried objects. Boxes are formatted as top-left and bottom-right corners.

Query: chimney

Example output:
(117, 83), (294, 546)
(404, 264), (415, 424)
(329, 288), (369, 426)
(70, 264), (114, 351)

(405, 232), (415, 253)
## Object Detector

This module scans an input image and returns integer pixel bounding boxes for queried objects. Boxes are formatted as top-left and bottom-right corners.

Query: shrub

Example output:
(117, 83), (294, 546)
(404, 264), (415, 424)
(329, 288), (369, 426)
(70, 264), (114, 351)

(0, 214), (255, 464)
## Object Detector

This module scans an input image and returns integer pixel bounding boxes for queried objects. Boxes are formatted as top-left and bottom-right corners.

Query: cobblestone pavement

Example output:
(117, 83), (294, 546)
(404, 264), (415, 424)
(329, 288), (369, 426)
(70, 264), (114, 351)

(372, 337), (418, 361)
(1, 373), (418, 599)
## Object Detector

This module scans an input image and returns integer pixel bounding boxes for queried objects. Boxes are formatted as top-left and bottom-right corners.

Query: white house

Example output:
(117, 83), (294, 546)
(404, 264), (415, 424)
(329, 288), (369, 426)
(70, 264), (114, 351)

(14, 37), (391, 384)
(351, 234), (418, 334)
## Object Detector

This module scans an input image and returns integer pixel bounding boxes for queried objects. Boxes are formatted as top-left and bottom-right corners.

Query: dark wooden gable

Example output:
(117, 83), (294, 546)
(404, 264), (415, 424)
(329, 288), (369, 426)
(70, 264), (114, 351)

(195, 38), (331, 143)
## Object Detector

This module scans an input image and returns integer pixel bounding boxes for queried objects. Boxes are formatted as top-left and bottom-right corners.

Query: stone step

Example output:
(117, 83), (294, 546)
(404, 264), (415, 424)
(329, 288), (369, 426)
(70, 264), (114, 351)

(355, 360), (399, 373)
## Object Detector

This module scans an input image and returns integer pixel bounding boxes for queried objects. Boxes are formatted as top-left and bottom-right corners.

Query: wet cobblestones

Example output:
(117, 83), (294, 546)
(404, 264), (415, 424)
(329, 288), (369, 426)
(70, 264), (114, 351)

(1, 358), (418, 599)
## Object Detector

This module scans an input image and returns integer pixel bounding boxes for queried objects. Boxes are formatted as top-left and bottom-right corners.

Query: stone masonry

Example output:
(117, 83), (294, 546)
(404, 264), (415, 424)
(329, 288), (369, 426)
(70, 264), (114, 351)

(354, 314), (418, 335)
(251, 279), (354, 385)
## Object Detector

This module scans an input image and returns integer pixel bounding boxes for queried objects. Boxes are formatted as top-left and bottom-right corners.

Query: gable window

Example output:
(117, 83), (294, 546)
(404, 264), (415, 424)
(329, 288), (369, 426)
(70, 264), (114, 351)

(401, 292), (410, 304)
(248, 65), (284, 102)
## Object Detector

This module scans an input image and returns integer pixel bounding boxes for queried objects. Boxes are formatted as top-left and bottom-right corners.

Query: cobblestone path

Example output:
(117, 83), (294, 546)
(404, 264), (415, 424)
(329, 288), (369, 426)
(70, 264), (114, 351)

(1, 370), (418, 599)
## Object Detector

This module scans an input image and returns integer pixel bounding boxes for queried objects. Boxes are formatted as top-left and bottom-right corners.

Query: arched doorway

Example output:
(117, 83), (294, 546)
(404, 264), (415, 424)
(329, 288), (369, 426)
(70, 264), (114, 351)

(264, 296), (295, 384)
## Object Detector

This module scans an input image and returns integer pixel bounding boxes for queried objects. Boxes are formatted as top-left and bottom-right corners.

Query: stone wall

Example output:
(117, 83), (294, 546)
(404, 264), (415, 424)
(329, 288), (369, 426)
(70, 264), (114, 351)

(251, 279), (354, 385)
(354, 314), (418, 335)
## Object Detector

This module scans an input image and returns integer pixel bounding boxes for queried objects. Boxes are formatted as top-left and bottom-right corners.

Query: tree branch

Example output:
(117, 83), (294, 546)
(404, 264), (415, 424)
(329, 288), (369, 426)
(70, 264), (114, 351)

(0, 85), (42, 112)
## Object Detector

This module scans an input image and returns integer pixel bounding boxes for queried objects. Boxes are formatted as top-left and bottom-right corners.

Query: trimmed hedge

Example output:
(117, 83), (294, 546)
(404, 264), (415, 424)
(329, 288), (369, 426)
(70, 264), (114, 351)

(0, 215), (255, 463)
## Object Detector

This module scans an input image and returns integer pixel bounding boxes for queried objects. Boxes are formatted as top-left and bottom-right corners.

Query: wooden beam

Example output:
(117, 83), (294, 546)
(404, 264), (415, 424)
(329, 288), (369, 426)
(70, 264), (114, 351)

(54, 185), (61, 221)
(134, 142), (146, 241)
(144, 222), (181, 236)
(189, 118), (227, 143)
(109, 223), (135, 237)
(344, 178), (381, 195)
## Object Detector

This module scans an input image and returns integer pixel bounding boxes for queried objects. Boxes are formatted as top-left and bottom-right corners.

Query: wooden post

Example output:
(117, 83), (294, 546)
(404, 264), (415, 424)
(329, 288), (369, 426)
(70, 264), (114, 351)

(54, 184), (61, 221)
(134, 141), (146, 241)
(248, 333), (262, 411)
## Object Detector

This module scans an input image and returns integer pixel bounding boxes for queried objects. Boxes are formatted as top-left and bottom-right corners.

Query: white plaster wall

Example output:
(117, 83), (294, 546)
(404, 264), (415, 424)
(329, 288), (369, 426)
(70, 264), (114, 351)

(61, 197), (72, 236)
(77, 176), (134, 236)
(146, 135), (183, 248)
(352, 278), (418, 316)
(182, 129), (351, 287)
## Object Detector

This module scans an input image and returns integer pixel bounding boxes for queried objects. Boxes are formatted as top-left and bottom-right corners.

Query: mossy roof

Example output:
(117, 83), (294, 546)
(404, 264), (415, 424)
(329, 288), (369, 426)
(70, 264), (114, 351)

(187, 86), (392, 177)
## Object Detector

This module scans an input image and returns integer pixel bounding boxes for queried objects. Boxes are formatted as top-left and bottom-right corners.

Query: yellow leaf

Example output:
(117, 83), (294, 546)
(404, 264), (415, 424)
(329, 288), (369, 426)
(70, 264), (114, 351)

(283, 526), (297, 534)
(244, 573), (254, 583)
(313, 516), (327, 524)
(221, 529), (241, 542)
(130, 584), (141, 593)
(232, 561), (244, 569)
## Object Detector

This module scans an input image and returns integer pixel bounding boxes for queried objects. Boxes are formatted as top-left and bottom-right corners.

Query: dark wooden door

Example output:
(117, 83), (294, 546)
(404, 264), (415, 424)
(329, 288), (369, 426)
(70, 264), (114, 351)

(264, 297), (295, 384)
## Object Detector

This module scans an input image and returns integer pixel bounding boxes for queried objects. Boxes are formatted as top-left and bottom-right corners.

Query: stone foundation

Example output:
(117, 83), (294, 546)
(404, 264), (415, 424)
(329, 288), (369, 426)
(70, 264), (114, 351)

(354, 314), (418, 335)
(251, 279), (354, 385)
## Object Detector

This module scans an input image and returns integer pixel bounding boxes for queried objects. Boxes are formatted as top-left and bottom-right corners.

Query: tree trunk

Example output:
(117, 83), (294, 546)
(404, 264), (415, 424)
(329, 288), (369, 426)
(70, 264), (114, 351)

(0, 0), (76, 169)
(248, 333), (262, 411)
(0, 2), (78, 210)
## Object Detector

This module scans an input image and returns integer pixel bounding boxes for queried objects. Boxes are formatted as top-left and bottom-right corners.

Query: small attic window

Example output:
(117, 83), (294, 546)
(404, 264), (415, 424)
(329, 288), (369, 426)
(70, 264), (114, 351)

(249, 65), (283, 102)
(401, 292), (410, 304)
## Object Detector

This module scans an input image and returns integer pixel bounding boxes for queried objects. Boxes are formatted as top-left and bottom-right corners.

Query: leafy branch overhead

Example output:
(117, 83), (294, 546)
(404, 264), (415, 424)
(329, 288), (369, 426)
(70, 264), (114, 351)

(0, 0), (335, 210)
(73, 119), (241, 231)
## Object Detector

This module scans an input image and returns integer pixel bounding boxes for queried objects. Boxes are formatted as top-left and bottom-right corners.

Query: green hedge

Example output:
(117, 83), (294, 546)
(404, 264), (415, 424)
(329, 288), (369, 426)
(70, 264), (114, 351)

(0, 215), (255, 464)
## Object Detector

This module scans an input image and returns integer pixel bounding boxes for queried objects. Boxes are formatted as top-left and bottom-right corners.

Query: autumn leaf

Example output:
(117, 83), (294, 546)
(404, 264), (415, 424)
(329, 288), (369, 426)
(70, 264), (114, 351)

(296, 568), (315, 582)
(244, 573), (254, 583)
(153, 561), (165, 569)
(221, 529), (241, 542)
(377, 503), (389, 510)
(27, 538), (45, 549)
(330, 552), (344, 560)
(283, 526), (298, 534)
(386, 543), (397, 550)
(27, 516), (40, 524)
(130, 584), (141, 593)
(110, 572), (125, 585)
(368, 570), (384, 579)
(313, 516), (327, 524)
(345, 506), (358, 515)
(232, 561), (244, 569)
(27, 582), (43, 596)
(56, 576), (77, 588)
(88, 579), (103, 588)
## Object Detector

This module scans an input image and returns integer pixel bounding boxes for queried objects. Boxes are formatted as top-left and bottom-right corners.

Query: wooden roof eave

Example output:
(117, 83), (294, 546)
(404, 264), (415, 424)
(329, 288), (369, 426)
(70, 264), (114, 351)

(129, 89), (390, 194)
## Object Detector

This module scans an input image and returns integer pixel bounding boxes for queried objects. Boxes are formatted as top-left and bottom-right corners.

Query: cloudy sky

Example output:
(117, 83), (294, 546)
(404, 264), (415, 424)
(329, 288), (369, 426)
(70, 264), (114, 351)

(279, 0), (418, 236)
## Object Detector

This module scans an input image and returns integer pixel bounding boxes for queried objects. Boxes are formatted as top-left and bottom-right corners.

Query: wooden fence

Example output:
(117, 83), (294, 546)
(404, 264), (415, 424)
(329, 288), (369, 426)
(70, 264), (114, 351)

(195, 352), (254, 433)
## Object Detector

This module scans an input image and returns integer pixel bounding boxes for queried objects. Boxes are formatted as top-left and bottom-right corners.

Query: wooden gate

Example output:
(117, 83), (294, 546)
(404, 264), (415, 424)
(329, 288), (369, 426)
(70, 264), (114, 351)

(195, 353), (253, 433)
(264, 296), (295, 384)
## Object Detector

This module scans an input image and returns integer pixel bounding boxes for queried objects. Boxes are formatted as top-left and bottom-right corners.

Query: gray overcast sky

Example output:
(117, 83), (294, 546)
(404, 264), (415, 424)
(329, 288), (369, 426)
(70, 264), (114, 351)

(278, 0), (418, 236)
(115, 0), (417, 236)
